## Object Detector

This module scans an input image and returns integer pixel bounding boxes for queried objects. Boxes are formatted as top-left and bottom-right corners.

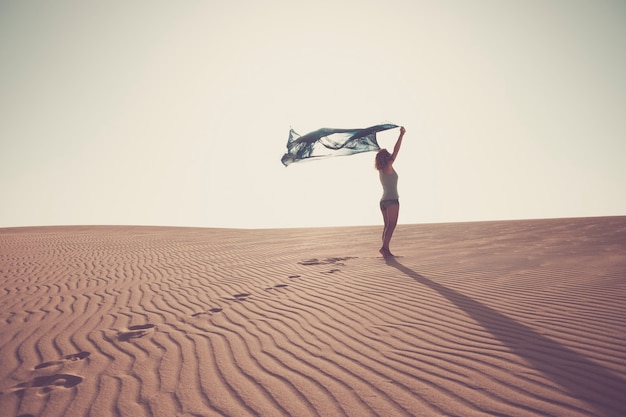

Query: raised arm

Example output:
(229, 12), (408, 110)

(390, 126), (406, 161)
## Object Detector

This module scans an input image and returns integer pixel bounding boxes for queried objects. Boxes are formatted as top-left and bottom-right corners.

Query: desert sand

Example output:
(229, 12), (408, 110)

(1, 217), (625, 417)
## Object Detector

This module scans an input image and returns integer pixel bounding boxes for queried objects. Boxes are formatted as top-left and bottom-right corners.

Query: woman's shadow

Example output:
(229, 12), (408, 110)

(385, 257), (626, 417)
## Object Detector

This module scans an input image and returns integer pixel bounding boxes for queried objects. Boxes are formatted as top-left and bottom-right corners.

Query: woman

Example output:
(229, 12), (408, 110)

(375, 126), (405, 258)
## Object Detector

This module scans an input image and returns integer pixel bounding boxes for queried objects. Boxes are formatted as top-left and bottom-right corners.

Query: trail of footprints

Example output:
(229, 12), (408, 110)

(1, 257), (355, 399)
(190, 256), (355, 317)
(1, 325), (157, 397)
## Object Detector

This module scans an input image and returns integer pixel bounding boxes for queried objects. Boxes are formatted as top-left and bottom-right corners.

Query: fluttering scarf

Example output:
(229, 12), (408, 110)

(281, 123), (398, 166)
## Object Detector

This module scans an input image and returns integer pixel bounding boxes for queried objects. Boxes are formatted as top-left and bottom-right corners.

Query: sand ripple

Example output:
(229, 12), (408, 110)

(1, 218), (625, 416)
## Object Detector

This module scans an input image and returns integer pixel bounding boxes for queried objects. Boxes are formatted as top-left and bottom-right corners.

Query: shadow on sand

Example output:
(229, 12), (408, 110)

(385, 257), (626, 417)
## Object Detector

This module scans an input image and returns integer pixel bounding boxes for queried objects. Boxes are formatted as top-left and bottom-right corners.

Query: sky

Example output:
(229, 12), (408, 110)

(1, 0), (625, 229)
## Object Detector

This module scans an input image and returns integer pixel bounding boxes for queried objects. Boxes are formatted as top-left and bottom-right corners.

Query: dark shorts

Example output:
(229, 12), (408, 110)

(380, 199), (399, 211)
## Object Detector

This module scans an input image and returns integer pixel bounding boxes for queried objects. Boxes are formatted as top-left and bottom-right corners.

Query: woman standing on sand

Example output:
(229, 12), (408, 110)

(375, 126), (405, 258)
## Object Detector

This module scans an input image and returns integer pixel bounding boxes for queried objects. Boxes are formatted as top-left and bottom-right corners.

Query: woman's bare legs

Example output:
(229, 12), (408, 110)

(380, 204), (399, 257)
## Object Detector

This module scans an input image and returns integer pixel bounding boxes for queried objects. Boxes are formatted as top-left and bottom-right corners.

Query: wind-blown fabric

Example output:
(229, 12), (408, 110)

(281, 123), (398, 166)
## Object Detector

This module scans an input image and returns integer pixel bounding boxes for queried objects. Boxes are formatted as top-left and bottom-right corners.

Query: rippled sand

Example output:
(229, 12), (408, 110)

(1, 217), (625, 416)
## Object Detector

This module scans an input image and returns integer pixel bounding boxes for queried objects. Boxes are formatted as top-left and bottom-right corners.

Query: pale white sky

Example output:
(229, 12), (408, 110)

(1, 0), (625, 228)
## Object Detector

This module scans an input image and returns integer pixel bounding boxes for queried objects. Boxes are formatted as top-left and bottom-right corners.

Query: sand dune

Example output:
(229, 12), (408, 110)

(1, 217), (625, 417)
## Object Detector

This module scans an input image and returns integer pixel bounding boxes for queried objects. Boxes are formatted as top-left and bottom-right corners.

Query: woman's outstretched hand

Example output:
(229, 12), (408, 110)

(400, 126), (406, 136)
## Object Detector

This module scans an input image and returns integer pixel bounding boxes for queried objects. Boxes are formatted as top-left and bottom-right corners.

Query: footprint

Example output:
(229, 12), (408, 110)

(299, 259), (323, 266)
(118, 330), (147, 341)
(191, 307), (223, 317)
(326, 257), (355, 263)
(265, 284), (288, 291)
(231, 293), (251, 301)
(4, 374), (84, 395)
(118, 324), (155, 342)
(299, 257), (356, 266)
(35, 352), (90, 370)
(288, 275), (301, 279)
(129, 324), (155, 331)
(322, 269), (341, 274)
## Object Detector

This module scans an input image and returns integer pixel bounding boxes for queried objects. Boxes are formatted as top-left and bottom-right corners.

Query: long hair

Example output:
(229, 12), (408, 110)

(375, 149), (392, 171)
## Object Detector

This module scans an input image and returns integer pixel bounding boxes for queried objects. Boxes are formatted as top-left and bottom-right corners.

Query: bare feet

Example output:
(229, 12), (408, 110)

(379, 248), (395, 258)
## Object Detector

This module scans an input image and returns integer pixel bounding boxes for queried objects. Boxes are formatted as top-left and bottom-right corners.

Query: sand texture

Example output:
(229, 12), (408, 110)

(1, 217), (625, 417)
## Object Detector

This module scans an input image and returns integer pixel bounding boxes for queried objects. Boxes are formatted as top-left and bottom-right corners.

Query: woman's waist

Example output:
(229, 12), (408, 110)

(380, 191), (399, 200)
